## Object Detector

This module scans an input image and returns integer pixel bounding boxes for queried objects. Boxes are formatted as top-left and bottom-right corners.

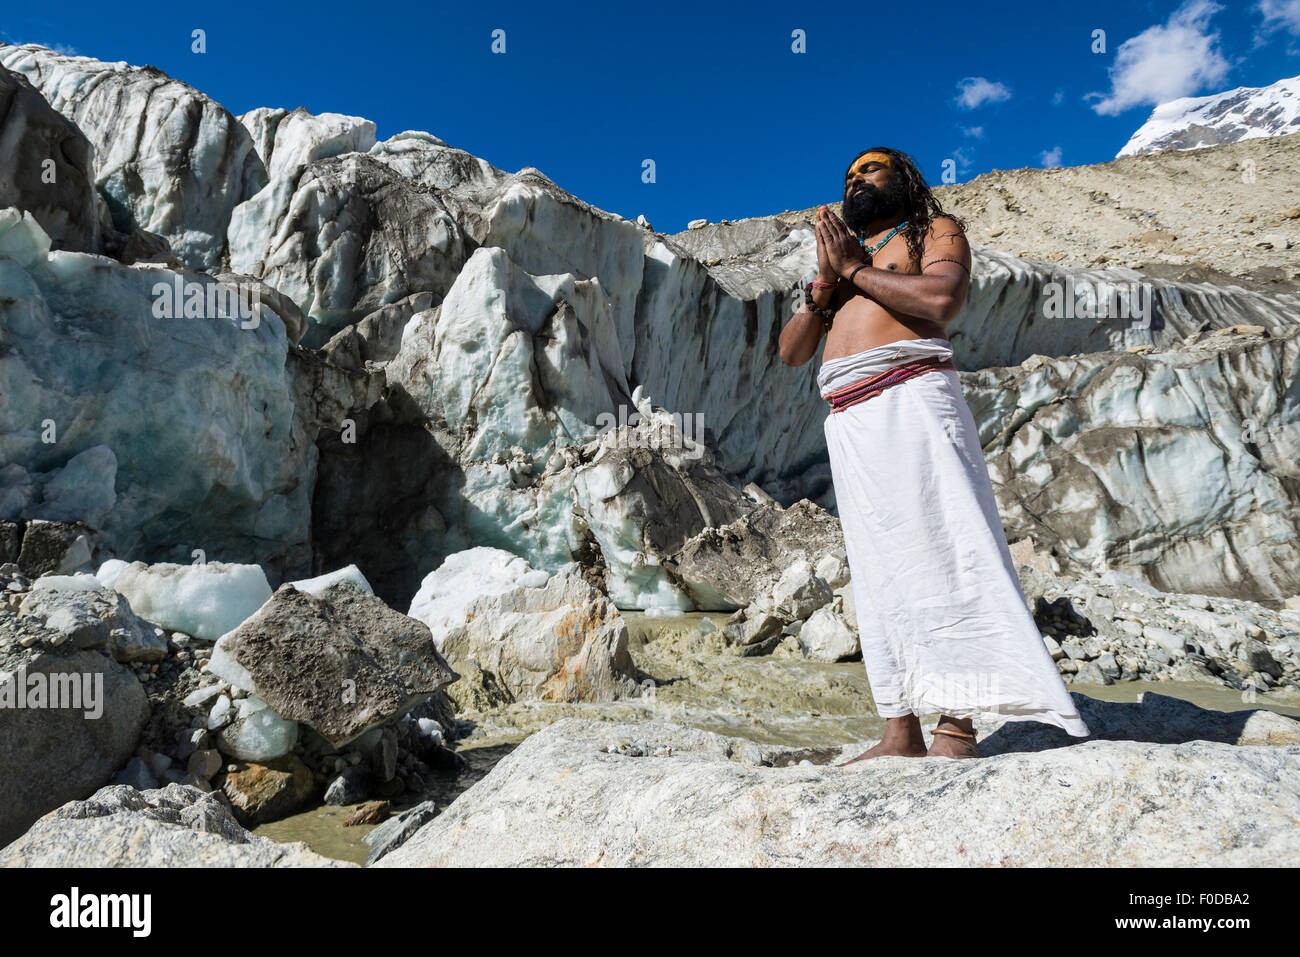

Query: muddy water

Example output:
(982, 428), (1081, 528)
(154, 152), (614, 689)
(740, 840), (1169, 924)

(257, 610), (1300, 863)
(255, 805), (380, 865)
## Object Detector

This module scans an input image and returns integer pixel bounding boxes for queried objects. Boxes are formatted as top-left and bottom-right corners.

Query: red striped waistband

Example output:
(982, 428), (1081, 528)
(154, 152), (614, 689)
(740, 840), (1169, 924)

(822, 355), (956, 413)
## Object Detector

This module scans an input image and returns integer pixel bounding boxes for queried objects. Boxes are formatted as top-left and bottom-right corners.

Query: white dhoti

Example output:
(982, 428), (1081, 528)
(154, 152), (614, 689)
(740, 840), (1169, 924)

(820, 337), (1090, 737)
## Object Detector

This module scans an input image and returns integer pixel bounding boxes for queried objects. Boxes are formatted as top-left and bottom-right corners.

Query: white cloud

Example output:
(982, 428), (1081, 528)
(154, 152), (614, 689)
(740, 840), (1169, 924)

(954, 77), (1012, 110)
(0, 31), (79, 55)
(961, 125), (984, 139)
(951, 147), (975, 174)
(1258, 0), (1300, 34)
(1089, 0), (1230, 116)
(1051, 89), (1065, 107)
(1040, 146), (1063, 168)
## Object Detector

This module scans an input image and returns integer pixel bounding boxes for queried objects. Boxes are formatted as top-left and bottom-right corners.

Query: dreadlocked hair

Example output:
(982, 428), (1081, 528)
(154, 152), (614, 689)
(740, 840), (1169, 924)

(847, 147), (966, 269)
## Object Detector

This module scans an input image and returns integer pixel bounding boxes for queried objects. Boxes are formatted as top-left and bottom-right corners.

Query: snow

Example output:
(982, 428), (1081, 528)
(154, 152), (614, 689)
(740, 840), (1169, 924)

(1117, 75), (1300, 158)
(109, 561), (273, 641)
(288, 564), (373, 598)
(95, 559), (130, 591)
(408, 547), (550, 647)
(30, 573), (104, 594)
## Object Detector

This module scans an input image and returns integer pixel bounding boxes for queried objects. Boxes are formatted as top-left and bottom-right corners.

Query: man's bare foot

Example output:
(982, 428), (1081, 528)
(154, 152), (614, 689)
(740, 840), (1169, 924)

(926, 716), (980, 759)
(838, 715), (927, 765)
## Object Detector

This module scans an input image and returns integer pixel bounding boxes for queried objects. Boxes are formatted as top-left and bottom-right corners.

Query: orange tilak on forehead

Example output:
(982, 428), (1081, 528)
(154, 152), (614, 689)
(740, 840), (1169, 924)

(847, 152), (893, 177)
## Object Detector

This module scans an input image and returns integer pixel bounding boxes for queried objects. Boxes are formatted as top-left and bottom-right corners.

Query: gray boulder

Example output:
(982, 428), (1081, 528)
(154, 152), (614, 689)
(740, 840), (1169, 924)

(362, 799), (439, 865)
(324, 766), (372, 805)
(14, 521), (93, 578)
(767, 560), (833, 621)
(209, 581), (457, 748)
(0, 783), (348, 867)
(0, 615), (149, 846)
(19, 578), (167, 662)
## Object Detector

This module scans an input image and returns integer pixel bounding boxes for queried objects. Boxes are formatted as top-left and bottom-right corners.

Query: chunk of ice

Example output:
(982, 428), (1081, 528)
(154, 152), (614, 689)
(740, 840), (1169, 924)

(110, 561), (272, 641)
(288, 564), (372, 598)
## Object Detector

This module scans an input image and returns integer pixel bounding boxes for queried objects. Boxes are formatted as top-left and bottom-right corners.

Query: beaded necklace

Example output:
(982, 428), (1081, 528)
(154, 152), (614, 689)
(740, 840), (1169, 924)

(859, 221), (909, 257)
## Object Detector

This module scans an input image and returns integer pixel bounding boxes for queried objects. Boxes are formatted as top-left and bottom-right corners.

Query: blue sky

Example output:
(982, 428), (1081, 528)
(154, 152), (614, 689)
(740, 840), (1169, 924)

(4, 0), (1298, 232)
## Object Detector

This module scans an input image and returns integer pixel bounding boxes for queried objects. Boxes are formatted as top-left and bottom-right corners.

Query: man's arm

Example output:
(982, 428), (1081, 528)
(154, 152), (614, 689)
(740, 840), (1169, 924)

(780, 281), (852, 366)
(781, 211), (853, 366)
(826, 215), (972, 323)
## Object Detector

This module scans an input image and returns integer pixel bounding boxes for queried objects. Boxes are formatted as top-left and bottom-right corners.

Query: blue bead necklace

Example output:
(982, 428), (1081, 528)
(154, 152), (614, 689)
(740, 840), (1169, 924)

(859, 221), (909, 256)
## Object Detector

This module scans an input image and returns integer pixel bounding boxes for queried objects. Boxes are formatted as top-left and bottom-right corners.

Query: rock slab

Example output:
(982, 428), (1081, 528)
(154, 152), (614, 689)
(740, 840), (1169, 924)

(380, 701), (1300, 867)
(213, 581), (457, 748)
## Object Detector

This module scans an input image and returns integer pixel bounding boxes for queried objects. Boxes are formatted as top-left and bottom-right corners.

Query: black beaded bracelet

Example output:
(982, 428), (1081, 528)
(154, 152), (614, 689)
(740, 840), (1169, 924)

(803, 283), (836, 330)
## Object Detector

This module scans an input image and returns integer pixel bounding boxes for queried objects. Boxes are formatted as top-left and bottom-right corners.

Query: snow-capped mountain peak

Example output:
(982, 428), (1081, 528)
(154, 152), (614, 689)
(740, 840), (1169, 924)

(1116, 75), (1300, 158)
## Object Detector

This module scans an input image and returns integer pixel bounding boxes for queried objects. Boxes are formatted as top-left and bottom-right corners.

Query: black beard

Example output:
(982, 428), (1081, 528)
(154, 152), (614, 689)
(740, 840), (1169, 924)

(842, 178), (908, 236)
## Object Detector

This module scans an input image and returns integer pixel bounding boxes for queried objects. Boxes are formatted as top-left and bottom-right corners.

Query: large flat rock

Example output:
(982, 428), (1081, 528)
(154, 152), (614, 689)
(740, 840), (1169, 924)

(379, 694), (1300, 867)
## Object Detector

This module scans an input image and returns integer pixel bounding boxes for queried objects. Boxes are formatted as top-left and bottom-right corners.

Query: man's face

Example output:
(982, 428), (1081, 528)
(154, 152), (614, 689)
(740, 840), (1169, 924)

(842, 152), (908, 234)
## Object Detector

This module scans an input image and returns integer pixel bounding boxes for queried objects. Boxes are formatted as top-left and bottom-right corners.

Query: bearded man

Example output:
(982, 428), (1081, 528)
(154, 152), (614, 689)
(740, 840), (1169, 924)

(779, 148), (1089, 761)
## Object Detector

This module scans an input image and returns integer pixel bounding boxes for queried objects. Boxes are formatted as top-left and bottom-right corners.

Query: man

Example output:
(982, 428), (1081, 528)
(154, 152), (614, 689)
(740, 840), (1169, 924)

(779, 148), (1089, 761)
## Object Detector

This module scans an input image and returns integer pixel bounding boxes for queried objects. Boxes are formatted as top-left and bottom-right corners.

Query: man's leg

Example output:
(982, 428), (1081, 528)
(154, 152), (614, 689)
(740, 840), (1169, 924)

(927, 714), (980, 759)
(838, 714), (928, 764)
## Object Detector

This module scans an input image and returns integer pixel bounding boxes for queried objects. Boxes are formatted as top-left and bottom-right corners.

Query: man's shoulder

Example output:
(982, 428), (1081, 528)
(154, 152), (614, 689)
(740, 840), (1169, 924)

(922, 214), (967, 241)
(920, 215), (970, 254)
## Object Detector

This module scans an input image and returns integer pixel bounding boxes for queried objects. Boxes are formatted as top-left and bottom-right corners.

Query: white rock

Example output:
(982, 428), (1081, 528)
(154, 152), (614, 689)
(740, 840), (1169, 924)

(440, 566), (637, 702)
(408, 547), (549, 647)
(797, 605), (860, 662)
(182, 684), (227, 709)
(379, 711), (1300, 867)
(1142, 624), (1188, 658)
(813, 551), (850, 589)
(769, 560), (833, 621)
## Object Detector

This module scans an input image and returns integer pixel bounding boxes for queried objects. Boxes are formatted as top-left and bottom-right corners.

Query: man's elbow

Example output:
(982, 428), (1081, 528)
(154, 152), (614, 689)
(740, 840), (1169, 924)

(932, 290), (965, 323)
(780, 345), (807, 367)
